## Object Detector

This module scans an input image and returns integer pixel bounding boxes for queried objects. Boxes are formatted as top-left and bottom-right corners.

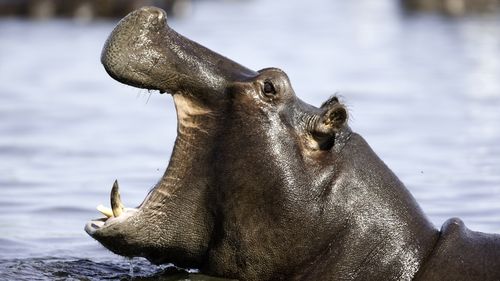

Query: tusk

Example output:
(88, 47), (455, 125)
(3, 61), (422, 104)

(96, 204), (113, 218)
(110, 179), (124, 217)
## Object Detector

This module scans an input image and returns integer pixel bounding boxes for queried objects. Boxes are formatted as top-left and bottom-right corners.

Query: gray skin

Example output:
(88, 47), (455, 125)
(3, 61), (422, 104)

(85, 7), (500, 281)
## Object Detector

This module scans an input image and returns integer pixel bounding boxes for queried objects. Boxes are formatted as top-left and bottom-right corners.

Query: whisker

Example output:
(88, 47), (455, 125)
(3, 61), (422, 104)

(146, 90), (153, 104)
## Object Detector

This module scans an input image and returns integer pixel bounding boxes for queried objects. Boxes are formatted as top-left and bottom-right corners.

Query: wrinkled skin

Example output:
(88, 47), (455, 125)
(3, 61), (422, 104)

(86, 7), (500, 281)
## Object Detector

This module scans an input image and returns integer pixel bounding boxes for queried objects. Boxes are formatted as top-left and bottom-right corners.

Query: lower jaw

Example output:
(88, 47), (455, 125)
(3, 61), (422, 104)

(85, 179), (140, 235)
(85, 207), (138, 235)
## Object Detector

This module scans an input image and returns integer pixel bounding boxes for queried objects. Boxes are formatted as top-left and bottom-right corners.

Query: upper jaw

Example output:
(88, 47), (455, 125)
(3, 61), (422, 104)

(101, 6), (257, 97)
(100, 7), (168, 92)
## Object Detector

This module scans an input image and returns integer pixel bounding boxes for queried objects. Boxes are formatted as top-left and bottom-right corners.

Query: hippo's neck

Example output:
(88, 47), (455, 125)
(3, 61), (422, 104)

(297, 133), (439, 281)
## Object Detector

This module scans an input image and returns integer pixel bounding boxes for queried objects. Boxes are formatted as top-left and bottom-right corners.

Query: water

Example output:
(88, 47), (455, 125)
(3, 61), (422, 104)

(1, 0), (499, 279)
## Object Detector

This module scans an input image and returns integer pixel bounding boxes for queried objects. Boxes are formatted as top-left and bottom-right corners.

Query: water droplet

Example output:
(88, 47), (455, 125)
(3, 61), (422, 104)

(128, 258), (134, 278)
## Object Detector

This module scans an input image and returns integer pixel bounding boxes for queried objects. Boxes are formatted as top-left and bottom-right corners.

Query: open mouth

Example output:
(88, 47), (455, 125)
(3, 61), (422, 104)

(85, 5), (257, 241)
(84, 180), (138, 235)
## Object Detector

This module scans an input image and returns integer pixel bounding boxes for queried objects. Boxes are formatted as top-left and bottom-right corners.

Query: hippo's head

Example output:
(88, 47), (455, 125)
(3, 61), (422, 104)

(86, 7), (437, 280)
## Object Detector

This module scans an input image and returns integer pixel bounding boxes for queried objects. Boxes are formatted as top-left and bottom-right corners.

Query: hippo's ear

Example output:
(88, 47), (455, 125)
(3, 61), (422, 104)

(311, 96), (348, 150)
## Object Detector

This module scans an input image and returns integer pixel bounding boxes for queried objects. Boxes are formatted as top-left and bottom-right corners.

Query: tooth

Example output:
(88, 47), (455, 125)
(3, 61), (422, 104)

(97, 204), (113, 218)
(110, 179), (124, 217)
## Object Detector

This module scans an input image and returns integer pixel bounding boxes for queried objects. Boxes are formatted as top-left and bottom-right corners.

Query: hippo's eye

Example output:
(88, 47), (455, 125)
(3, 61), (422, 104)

(263, 81), (277, 97)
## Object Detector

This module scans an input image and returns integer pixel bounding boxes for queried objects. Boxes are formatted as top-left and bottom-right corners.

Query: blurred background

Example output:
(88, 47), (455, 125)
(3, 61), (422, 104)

(0, 0), (499, 279)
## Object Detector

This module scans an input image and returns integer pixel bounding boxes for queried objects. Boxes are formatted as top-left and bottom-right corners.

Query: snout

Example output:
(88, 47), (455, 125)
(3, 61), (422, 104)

(101, 6), (257, 97)
(101, 7), (168, 91)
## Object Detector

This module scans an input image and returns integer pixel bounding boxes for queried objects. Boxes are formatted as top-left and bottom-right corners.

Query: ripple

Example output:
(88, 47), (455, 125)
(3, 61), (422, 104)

(33, 206), (90, 215)
(0, 257), (232, 281)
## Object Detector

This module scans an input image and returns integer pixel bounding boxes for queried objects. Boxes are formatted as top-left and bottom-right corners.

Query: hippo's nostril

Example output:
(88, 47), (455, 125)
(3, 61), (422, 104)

(140, 6), (164, 14)
(139, 6), (167, 24)
(154, 9), (165, 21)
(151, 9), (166, 22)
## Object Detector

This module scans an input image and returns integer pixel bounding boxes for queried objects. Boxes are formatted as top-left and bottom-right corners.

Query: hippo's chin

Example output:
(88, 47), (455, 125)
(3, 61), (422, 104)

(85, 179), (141, 238)
(84, 207), (138, 236)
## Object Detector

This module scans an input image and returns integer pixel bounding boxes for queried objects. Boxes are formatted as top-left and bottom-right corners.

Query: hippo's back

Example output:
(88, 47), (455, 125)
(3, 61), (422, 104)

(415, 218), (500, 281)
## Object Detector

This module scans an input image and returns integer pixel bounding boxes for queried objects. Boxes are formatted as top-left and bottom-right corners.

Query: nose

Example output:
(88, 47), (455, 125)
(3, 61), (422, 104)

(135, 6), (166, 30)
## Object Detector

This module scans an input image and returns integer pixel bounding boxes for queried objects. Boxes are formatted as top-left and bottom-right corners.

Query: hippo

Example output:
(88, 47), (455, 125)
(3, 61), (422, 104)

(85, 6), (500, 281)
(399, 0), (500, 16)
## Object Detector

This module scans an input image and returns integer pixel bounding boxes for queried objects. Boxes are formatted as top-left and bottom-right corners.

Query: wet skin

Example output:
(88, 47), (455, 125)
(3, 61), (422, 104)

(85, 7), (500, 281)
